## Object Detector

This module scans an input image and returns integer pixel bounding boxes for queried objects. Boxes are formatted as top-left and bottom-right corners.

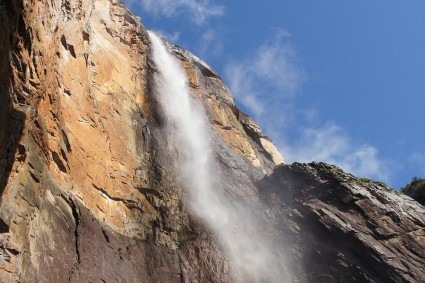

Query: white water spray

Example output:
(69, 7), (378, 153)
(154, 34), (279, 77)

(148, 31), (289, 282)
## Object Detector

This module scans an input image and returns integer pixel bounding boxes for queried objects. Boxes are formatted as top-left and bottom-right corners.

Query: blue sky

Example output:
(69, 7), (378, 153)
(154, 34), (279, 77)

(123, 0), (425, 188)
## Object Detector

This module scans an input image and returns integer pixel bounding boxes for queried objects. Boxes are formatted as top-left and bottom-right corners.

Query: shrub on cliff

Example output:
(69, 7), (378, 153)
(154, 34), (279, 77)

(401, 177), (425, 205)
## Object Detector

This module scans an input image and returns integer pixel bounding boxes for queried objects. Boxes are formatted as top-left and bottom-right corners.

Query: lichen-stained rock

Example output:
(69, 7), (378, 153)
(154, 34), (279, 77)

(260, 162), (425, 283)
(0, 0), (424, 282)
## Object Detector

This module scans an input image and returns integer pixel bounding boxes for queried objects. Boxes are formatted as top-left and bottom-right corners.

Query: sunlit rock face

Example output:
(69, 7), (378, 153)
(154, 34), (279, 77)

(0, 0), (423, 282)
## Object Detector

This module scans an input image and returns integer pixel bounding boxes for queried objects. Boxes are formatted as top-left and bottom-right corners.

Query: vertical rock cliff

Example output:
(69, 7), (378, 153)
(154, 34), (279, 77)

(0, 0), (423, 282)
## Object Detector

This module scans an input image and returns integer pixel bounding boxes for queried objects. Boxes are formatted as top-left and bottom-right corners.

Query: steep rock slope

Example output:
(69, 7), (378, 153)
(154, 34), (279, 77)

(0, 0), (423, 282)
(261, 163), (425, 282)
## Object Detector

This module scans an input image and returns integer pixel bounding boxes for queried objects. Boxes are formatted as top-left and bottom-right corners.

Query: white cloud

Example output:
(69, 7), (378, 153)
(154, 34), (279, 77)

(254, 35), (302, 96)
(196, 29), (223, 58)
(224, 32), (391, 183)
(224, 63), (264, 117)
(280, 123), (390, 182)
(409, 152), (425, 165)
(408, 152), (425, 177)
(224, 31), (306, 135)
(126, 0), (224, 25)
(224, 31), (305, 128)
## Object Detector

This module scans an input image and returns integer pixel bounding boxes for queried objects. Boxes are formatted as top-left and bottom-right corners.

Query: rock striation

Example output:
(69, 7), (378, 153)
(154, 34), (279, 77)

(261, 163), (425, 282)
(0, 0), (423, 282)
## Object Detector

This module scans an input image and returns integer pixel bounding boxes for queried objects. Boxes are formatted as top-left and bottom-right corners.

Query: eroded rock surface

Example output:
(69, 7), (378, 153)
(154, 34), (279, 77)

(260, 163), (425, 283)
(0, 0), (423, 282)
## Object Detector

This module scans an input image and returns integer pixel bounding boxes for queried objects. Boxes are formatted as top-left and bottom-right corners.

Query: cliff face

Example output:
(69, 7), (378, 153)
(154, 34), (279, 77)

(0, 1), (423, 282)
(261, 163), (425, 282)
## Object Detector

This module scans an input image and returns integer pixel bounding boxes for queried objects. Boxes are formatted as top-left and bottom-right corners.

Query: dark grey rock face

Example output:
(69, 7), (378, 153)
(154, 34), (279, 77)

(259, 162), (425, 283)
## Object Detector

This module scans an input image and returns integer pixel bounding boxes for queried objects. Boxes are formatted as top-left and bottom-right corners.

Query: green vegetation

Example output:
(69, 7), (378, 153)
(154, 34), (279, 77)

(359, 177), (372, 183)
(401, 177), (425, 205)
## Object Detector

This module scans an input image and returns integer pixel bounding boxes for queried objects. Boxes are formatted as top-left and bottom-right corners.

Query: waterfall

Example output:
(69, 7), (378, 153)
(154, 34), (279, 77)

(148, 31), (289, 282)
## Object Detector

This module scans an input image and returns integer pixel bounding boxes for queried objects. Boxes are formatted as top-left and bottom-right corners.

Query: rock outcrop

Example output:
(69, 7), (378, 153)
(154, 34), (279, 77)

(261, 163), (425, 282)
(0, 0), (423, 282)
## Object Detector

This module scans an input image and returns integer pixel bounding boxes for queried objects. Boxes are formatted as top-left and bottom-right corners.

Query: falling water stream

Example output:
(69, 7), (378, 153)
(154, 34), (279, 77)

(148, 31), (289, 282)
